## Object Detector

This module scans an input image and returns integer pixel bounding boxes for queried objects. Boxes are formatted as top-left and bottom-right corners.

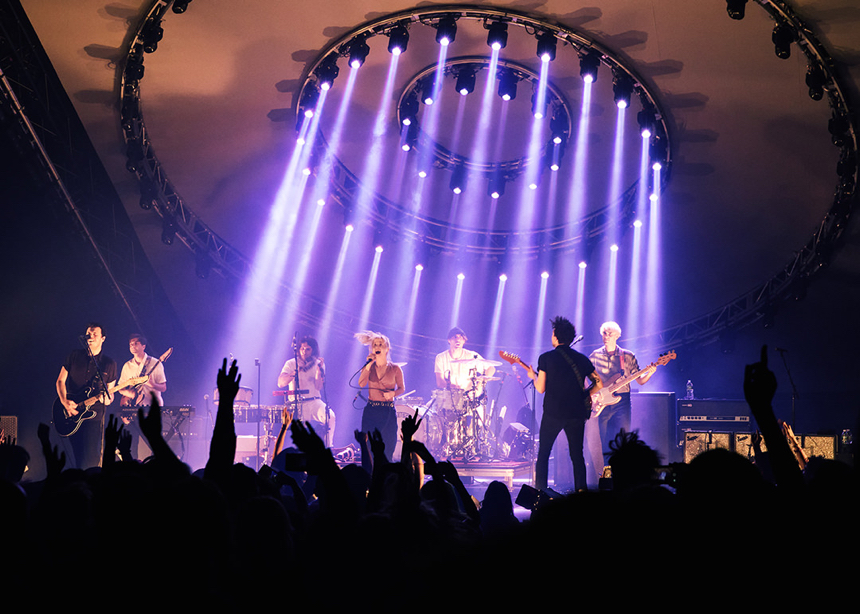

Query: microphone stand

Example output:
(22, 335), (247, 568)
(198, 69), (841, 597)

(776, 348), (800, 428)
(255, 358), (261, 471)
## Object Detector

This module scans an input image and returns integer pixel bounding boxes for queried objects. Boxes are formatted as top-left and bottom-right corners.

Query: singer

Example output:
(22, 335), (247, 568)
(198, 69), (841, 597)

(355, 330), (405, 461)
(278, 336), (335, 447)
(55, 323), (117, 468)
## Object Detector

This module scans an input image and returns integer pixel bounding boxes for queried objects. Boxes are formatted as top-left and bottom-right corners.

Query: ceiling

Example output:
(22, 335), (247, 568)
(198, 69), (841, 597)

(17, 0), (860, 368)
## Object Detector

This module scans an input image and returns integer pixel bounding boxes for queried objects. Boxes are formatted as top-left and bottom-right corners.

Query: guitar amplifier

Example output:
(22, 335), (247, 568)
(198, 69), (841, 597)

(0, 415), (17, 440)
(677, 399), (751, 439)
(683, 431), (733, 463)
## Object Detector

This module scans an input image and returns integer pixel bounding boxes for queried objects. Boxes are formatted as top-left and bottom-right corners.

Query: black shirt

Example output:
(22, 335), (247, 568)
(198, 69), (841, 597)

(537, 345), (595, 420)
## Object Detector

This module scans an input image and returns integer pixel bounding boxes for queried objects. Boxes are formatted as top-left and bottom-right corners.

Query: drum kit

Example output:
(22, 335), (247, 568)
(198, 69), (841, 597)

(396, 355), (506, 460)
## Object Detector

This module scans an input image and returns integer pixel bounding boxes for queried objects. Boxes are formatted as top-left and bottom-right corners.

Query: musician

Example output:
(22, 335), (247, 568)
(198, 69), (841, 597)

(526, 316), (601, 492)
(434, 327), (495, 390)
(278, 336), (335, 447)
(356, 330), (405, 460)
(55, 323), (117, 468)
(117, 333), (167, 408)
(589, 321), (655, 458)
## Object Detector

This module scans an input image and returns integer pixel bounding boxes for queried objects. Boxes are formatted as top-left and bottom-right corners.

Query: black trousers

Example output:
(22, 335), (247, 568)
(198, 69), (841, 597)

(536, 414), (586, 491)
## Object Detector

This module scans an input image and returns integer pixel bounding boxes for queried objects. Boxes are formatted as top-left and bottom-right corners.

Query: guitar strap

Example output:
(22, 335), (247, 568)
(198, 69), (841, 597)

(555, 346), (591, 412)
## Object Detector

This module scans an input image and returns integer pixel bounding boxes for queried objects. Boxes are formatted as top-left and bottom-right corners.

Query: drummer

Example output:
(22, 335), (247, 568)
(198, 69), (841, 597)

(434, 327), (496, 393)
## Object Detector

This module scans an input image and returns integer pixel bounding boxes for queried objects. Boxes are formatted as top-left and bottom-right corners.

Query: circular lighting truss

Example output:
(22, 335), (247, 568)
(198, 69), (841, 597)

(294, 6), (672, 259)
(119, 1), (857, 351)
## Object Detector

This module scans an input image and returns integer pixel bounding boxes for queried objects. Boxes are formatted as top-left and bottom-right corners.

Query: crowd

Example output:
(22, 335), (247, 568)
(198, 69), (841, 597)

(1, 348), (855, 608)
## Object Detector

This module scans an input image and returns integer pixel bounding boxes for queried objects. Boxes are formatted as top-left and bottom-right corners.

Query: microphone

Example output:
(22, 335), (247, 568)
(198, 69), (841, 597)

(572, 334), (584, 345)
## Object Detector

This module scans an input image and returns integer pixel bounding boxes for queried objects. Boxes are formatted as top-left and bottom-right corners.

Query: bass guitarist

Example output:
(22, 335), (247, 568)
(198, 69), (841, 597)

(589, 321), (655, 460)
(55, 323), (117, 468)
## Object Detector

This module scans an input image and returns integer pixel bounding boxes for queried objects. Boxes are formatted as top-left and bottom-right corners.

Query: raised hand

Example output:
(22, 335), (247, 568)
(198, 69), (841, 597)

(217, 358), (241, 405)
(103, 414), (124, 466)
(368, 428), (386, 462)
(137, 398), (163, 446)
(744, 345), (777, 411)
(117, 428), (134, 462)
(400, 408), (422, 443)
(38, 422), (66, 477)
(354, 429), (369, 447)
(281, 408), (294, 431)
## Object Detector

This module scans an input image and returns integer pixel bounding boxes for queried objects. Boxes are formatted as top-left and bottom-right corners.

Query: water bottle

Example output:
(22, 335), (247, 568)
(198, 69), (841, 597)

(685, 380), (694, 400)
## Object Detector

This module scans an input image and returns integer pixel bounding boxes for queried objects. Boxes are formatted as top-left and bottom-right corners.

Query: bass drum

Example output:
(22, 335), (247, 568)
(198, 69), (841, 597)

(394, 405), (443, 461)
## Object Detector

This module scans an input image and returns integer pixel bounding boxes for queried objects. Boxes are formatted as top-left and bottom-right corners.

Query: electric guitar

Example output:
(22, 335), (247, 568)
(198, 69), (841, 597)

(590, 350), (676, 418)
(53, 375), (148, 437)
(500, 350), (594, 412)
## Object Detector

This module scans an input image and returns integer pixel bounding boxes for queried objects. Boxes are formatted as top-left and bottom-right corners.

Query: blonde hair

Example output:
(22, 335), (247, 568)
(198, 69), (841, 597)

(354, 330), (391, 351)
(600, 321), (622, 336)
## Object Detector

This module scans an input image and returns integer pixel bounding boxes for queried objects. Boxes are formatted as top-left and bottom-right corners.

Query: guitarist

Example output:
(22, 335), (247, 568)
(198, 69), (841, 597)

(55, 323), (117, 468)
(589, 321), (655, 459)
(117, 333), (167, 409)
(525, 316), (602, 492)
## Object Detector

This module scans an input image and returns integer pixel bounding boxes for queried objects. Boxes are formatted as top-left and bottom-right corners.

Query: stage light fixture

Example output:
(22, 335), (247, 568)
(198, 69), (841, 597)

(486, 21), (508, 50)
(649, 137), (667, 168)
(388, 24), (409, 55)
(633, 220), (643, 228)
(435, 17), (457, 45)
(580, 50), (600, 83)
(161, 216), (176, 245)
(829, 114), (850, 147)
(457, 273), (466, 280)
(195, 252), (211, 279)
(578, 262), (587, 269)
(610, 244), (619, 252)
(612, 71), (634, 109)
(400, 93), (419, 125)
(456, 68), (476, 96)
(488, 171), (506, 199)
(141, 19), (163, 54)
(497, 70), (518, 101)
(125, 141), (144, 173)
(541, 271), (550, 279)
(315, 55), (339, 91)
(348, 36), (370, 68)
(499, 273), (508, 281)
(126, 46), (145, 82)
(402, 122), (420, 151)
(531, 90), (549, 119)
(450, 164), (467, 194)
(421, 78), (436, 105)
(172, 0), (192, 14)
(300, 84), (320, 118)
(725, 0), (747, 20)
(806, 64), (827, 101)
(772, 24), (795, 60)
(638, 107), (656, 137)
(536, 31), (557, 62)
(550, 109), (568, 144)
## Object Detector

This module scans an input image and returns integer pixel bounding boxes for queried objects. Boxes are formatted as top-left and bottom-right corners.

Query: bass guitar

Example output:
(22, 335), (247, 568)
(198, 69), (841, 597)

(53, 375), (148, 437)
(590, 350), (676, 418)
